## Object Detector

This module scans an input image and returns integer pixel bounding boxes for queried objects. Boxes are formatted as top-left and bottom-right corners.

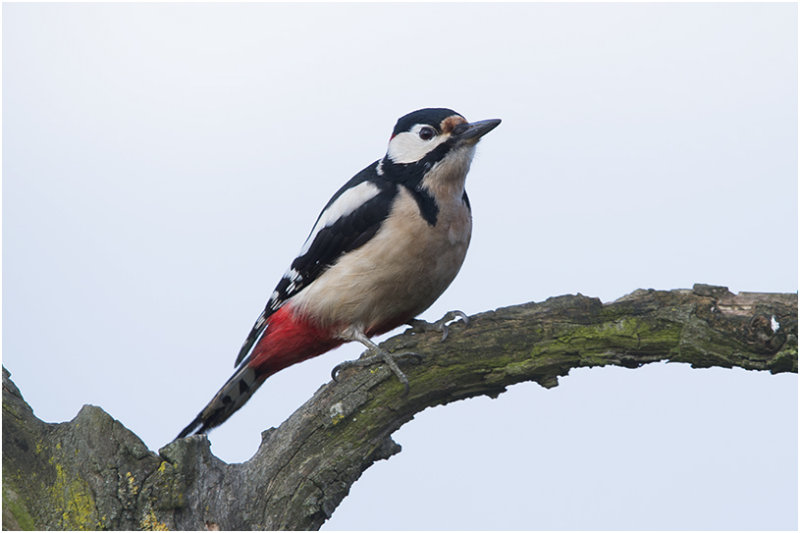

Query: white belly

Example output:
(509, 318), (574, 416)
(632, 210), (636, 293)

(290, 186), (472, 333)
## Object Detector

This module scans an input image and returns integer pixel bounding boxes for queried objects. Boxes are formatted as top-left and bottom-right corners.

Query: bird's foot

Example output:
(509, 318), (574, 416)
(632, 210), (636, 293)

(331, 349), (423, 395)
(407, 310), (470, 342)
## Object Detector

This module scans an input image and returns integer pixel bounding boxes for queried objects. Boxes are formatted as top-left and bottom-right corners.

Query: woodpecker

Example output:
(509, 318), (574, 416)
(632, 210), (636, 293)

(177, 108), (500, 439)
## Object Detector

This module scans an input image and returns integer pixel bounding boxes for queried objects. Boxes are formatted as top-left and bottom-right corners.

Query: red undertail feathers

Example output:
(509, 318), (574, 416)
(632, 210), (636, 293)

(176, 305), (342, 438)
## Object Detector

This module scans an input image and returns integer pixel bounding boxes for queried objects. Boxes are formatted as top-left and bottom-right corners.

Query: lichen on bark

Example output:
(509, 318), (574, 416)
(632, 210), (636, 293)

(3, 285), (797, 530)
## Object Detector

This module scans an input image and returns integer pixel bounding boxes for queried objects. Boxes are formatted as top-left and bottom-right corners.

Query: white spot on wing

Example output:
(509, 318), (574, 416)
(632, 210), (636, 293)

(299, 180), (381, 255)
(269, 290), (281, 309)
(771, 315), (779, 332)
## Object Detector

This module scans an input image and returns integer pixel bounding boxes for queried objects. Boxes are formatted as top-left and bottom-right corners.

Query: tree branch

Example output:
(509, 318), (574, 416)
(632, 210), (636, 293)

(3, 285), (797, 530)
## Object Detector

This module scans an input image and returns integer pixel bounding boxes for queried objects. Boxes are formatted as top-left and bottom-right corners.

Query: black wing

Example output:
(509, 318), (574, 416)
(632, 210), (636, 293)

(233, 161), (397, 366)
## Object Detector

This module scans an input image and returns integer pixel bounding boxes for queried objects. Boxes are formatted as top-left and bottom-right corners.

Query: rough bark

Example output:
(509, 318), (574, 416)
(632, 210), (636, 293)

(3, 285), (797, 530)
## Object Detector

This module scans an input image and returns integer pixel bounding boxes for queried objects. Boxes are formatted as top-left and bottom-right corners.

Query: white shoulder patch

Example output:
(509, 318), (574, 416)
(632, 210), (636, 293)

(299, 180), (381, 255)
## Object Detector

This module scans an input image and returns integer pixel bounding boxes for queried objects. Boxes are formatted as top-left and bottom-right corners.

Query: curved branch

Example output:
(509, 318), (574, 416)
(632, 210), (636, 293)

(3, 285), (797, 530)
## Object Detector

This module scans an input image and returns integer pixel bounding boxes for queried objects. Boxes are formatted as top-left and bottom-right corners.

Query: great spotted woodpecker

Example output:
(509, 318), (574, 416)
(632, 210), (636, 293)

(177, 108), (500, 438)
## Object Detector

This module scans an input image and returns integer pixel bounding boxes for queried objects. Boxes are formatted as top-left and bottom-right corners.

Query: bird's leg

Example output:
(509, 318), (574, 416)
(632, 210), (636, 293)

(332, 328), (423, 395)
(407, 310), (470, 342)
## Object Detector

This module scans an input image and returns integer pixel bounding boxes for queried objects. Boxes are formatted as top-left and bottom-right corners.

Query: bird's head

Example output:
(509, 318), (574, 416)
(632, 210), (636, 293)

(384, 108), (501, 166)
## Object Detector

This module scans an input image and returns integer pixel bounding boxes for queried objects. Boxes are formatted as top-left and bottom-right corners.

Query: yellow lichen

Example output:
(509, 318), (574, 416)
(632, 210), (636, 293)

(126, 471), (139, 495)
(140, 510), (169, 531)
(49, 463), (97, 530)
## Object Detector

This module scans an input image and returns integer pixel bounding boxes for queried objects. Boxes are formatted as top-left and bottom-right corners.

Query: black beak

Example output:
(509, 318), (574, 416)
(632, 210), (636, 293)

(453, 118), (502, 142)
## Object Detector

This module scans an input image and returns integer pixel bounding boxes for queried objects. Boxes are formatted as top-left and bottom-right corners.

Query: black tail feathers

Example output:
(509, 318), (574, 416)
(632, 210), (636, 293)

(175, 364), (265, 440)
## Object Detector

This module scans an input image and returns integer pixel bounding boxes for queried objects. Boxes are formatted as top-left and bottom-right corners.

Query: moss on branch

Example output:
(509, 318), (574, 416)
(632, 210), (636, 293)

(3, 285), (796, 530)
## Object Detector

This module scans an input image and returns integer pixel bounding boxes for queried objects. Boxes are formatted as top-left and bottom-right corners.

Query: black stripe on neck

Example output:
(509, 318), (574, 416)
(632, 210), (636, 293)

(382, 159), (439, 226)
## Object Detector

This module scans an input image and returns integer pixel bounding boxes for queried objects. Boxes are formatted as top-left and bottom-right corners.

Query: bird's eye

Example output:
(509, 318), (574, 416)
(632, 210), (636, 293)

(418, 127), (436, 141)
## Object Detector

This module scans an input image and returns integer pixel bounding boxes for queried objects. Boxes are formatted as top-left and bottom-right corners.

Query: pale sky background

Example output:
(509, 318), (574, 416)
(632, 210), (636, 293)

(3, 2), (798, 530)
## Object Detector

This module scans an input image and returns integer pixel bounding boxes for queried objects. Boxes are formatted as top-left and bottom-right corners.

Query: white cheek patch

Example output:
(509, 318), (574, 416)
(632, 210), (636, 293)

(387, 125), (448, 164)
(299, 180), (381, 255)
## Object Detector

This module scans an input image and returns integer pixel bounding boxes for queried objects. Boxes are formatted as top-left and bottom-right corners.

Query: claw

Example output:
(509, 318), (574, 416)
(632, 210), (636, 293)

(440, 310), (469, 341)
(331, 350), (423, 394)
(408, 310), (470, 341)
(331, 315), (466, 394)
